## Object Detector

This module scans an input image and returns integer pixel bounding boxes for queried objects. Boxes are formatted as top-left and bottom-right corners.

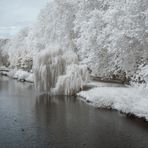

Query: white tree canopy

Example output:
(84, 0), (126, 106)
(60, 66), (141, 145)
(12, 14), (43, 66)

(1, 0), (148, 91)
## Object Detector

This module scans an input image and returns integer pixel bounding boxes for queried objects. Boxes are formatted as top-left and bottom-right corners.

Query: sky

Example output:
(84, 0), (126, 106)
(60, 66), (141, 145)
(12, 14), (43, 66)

(0, 0), (49, 38)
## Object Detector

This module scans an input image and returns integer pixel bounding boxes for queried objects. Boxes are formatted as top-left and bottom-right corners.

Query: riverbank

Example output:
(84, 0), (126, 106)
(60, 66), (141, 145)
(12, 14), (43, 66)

(78, 86), (148, 121)
(0, 67), (33, 83)
(1, 67), (148, 122)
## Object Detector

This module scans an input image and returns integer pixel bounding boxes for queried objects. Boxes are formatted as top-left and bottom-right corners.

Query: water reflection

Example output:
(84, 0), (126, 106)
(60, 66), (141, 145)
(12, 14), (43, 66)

(35, 94), (84, 128)
(0, 76), (148, 148)
(34, 94), (99, 147)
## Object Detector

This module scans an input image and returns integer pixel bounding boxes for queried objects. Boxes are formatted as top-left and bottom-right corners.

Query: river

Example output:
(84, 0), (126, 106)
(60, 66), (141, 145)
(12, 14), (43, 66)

(0, 76), (148, 148)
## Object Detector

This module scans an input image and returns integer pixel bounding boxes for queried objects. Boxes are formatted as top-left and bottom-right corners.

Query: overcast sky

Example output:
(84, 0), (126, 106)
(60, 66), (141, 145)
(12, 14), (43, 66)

(0, 0), (49, 38)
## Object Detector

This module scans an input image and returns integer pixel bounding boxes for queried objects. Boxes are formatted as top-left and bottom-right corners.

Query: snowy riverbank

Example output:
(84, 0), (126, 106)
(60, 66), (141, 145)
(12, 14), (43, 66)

(1, 67), (148, 121)
(78, 86), (148, 121)
(0, 67), (33, 83)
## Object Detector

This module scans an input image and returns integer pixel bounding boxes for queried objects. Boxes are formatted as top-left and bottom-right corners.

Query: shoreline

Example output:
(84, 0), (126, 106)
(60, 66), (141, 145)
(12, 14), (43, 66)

(1, 68), (148, 123)
(78, 87), (148, 122)
(0, 68), (34, 83)
(79, 96), (148, 123)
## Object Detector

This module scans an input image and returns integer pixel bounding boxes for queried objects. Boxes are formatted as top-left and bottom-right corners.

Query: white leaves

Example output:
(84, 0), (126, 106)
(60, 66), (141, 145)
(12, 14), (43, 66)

(34, 47), (90, 95)
(1, 0), (148, 91)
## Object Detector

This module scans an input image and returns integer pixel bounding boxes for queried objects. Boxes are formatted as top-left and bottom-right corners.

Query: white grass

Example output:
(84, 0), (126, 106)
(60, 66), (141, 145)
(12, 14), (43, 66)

(78, 86), (148, 120)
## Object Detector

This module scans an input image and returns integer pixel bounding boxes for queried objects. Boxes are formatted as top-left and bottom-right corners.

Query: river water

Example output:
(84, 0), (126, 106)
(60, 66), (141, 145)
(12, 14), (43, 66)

(0, 76), (148, 148)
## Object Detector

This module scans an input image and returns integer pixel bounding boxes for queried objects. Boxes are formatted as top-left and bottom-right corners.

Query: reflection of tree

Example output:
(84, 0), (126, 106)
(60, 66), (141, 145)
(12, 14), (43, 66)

(34, 95), (90, 146)
(35, 95), (77, 127)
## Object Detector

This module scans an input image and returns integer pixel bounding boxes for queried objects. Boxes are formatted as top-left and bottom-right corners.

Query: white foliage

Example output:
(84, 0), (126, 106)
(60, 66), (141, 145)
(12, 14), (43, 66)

(4, 27), (33, 70)
(0, 39), (10, 66)
(53, 64), (90, 95)
(8, 69), (34, 82)
(1, 0), (148, 93)
(74, 0), (148, 77)
(33, 47), (90, 95)
(133, 65), (148, 87)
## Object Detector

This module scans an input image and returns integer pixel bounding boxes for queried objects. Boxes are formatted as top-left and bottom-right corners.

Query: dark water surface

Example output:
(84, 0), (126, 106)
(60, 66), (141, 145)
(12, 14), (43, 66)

(0, 76), (148, 148)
